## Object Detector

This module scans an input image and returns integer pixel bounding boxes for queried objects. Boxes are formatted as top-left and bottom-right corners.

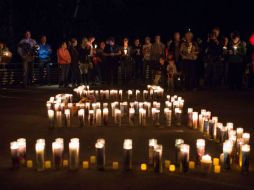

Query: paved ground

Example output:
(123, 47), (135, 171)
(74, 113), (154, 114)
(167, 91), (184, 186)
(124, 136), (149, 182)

(0, 86), (253, 190)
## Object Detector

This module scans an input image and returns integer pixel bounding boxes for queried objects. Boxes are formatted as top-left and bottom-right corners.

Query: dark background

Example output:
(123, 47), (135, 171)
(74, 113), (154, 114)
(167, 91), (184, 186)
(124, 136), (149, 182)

(0, 0), (254, 50)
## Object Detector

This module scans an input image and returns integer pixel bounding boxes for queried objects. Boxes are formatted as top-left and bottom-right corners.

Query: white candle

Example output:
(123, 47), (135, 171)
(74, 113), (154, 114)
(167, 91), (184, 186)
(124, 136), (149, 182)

(148, 139), (157, 165)
(236, 128), (244, 139)
(114, 109), (121, 126)
(52, 141), (63, 169)
(89, 110), (95, 126)
(96, 109), (102, 126)
(180, 144), (190, 172)
(201, 154), (212, 173)
(242, 133), (250, 144)
(64, 109), (71, 127)
(154, 144), (163, 173)
(102, 108), (109, 126)
(164, 108), (172, 127)
(223, 140), (233, 169)
(196, 139), (205, 163)
(139, 108), (146, 126)
(17, 138), (26, 165)
(129, 108), (135, 126)
(123, 139), (132, 171)
(10, 141), (19, 168)
(69, 140), (79, 170)
(192, 112), (198, 129)
(95, 139), (106, 170)
(35, 141), (45, 171)
(56, 111), (62, 128)
(78, 109), (85, 127)
(240, 144), (250, 172)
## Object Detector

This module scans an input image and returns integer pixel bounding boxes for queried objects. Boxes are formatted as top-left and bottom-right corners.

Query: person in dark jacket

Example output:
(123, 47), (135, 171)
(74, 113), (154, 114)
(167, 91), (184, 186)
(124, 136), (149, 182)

(153, 56), (168, 87)
(226, 32), (247, 89)
(79, 38), (91, 85)
(132, 38), (143, 80)
(69, 38), (81, 87)
(120, 38), (132, 85)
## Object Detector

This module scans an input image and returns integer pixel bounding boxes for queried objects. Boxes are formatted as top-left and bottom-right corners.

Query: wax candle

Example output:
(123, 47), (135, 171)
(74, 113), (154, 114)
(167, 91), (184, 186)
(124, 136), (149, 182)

(112, 161), (119, 170)
(139, 108), (146, 126)
(192, 112), (198, 129)
(154, 144), (163, 173)
(52, 141), (63, 169)
(95, 139), (105, 170)
(175, 139), (184, 166)
(129, 108), (135, 126)
(213, 158), (220, 166)
(236, 128), (244, 139)
(78, 109), (85, 127)
(26, 160), (33, 168)
(240, 144), (250, 172)
(82, 161), (89, 169)
(201, 154), (212, 173)
(174, 108), (182, 127)
(164, 108), (172, 127)
(143, 90), (148, 100)
(180, 144), (190, 172)
(10, 141), (19, 169)
(242, 133), (250, 144)
(90, 155), (96, 164)
(214, 165), (221, 173)
(196, 139), (205, 164)
(135, 90), (140, 100)
(114, 109), (122, 126)
(35, 141), (45, 171)
(203, 119), (209, 137)
(223, 140), (233, 170)
(187, 108), (193, 128)
(164, 160), (171, 169)
(17, 138), (26, 165)
(169, 164), (176, 172)
(56, 111), (63, 128)
(95, 109), (102, 126)
(198, 114), (204, 132)
(140, 163), (147, 171)
(102, 108), (109, 126)
(189, 161), (195, 169)
(69, 139), (79, 170)
(148, 139), (157, 166)
(45, 160), (51, 169)
(127, 90), (133, 100)
(48, 109), (55, 128)
(88, 110), (95, 126)
(123, 139), (132, 171)
(209, 120), (215, 140)
(64, 109), (71, 127)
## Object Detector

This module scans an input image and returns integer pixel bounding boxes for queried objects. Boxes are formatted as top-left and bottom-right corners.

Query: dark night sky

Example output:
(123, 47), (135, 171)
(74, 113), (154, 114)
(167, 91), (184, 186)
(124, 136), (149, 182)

(0, 0), (253, 47)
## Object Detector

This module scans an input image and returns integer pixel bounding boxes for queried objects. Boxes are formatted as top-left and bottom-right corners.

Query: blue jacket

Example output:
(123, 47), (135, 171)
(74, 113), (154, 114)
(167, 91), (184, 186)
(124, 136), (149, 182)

(38, 43), (52, 61)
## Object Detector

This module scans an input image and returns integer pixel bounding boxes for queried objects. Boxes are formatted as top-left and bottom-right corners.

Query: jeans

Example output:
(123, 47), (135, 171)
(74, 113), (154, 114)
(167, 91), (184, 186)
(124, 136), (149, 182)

(22, 60), (34, 86)
(59, 64), (70, 87)
(38, 59), (51, 84)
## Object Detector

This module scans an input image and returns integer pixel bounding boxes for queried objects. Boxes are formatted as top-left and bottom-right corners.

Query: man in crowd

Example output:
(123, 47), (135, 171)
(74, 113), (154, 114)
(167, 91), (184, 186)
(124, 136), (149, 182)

(69, 38), (80, 87)
(37, 35), (52, 85)
(17, 31), (37, 87)
(142, 36), (152, 83)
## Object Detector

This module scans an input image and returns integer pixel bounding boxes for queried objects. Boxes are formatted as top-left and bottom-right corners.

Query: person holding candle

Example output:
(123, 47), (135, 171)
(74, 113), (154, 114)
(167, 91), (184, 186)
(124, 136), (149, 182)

(120, 38), (132, 85)
(226, 32), (247, 90)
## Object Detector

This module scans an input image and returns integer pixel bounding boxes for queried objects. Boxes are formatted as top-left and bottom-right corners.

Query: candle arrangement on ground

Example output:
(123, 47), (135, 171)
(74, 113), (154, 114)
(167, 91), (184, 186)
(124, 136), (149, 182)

(46, 85), (183, 128)
(10, 85), (252, 175)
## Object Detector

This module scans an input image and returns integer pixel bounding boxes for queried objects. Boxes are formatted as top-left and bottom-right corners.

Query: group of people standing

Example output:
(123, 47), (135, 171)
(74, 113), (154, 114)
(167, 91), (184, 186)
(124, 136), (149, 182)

(15, 28), (254, 90)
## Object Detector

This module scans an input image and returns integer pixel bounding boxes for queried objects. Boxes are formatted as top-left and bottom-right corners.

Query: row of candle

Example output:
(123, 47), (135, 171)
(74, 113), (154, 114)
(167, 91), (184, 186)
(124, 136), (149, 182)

(47, 94), (184, 128)
(10, 137), (251, 173)
(187, 108), (251, 171)
(73, 85), (165, 101)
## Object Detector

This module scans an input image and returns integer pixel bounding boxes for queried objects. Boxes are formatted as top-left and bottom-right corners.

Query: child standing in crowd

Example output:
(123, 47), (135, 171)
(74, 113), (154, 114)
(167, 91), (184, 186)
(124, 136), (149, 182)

(167, 55), (177, 91)
(153, 56), (168, 87)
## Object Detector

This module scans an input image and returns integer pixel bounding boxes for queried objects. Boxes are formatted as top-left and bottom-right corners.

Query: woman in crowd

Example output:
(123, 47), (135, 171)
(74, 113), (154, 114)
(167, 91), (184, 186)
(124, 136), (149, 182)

(180, 31), (199, 90)
(57, 41), (71, 88)
(132, 38), (143, 80)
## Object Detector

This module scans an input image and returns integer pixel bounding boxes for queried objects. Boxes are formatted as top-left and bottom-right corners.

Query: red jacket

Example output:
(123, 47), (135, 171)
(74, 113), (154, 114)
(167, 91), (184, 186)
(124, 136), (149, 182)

(57, 47), (71, 64)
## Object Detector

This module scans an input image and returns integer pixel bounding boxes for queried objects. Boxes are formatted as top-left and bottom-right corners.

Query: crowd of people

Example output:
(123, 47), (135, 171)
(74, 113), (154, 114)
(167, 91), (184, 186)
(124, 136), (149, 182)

(2, 28), (254, 90)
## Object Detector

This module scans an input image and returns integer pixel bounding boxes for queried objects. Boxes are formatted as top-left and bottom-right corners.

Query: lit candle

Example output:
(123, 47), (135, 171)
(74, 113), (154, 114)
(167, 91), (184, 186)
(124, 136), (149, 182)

(174, 108), (182, 127)
(198, 114), (204, 132)
(220, 126), (228, 143)
(192, 112), (198, 129)
(89, 110), (95, 126)
(236, 128), (244, 139)
(135, 90), (140, 100)
(180, 144), (190, 172)
(148, 139), (157, 166)
(123, 139), (132, 171)
(102, 108), (109, 126)
(154, 144), (163, 173)
(187, 108), (193, 128)
(114, 109), (122, 126)
(143, 90), (148, 100)
(69, 139), (79, 170)
(240, 144), (250, 172)
(119, 90), (123, 101)
(164, 108), (172, 127)
(196, 139), (205, 164)
(129, 108), (135, 126)
(169, 164), (176, 172)
(10, 141), (19, 169)
(223, 140), (233, 170)
(46, 102), (51, 110)
(208, 120), (215, 140)
(64, 109), (71, 127)
(242, 133), (250, 144)
(175, 139), (184, 166)
(213, 158), (220, 166)
(35, 141), (45, 171)
(189, 161), (195, 169)
(138, 108), (146, 126)
(112, 162), (119, 170)
(95, 109), (102, 126)
(56, 111), (63, 128)
(17, 138), (26, 165)
(95, 139), (105, 170)
(78, 109), (85, 127)
(140, 163), (147, 171)
(203, 119), (209, 137)
(82, 161), (89, 169)
(214, 165), (221, 174)
(48, 109), (55, 128)
(127, 90), (133, 100)
(201, 154), (212, 173)
(52, 141), (63, 169)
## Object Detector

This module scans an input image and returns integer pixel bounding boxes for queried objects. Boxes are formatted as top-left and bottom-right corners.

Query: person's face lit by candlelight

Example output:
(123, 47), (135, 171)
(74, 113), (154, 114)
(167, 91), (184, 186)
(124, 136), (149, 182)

(99, 41), (106, 50)
(145, 37), (151, 44)
(155, 35), (161, 44)
(134, 39), (140, 46)
(61, 42), (67, 49)
(174, 32), (181, 42)
(25, 31), (31, 39)
(81, 38), (88, 47)
(41, 36), (47, 45)
(185, 32), (193, 43)
(71, 38), (78, 47)
(123, 38), (129, 47)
